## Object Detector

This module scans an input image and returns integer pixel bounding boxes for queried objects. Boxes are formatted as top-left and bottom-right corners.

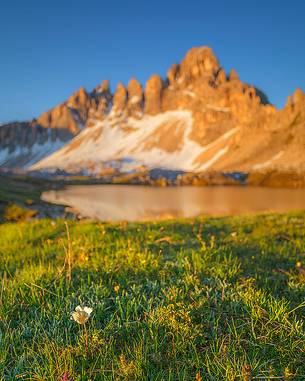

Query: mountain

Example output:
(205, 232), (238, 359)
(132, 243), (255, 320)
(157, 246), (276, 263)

(0, 121), (71, 168)
(0, 84), (111, 168)
(1, 47), (305, 177)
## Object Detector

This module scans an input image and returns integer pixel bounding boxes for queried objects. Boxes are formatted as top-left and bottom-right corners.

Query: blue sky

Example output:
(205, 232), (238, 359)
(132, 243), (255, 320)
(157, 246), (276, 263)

(1, 0), (304, 122)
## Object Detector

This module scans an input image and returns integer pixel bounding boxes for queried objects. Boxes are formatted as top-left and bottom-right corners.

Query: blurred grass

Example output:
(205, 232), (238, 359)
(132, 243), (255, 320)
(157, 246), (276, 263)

(0, 174), (67, 221)
(0, 174), (44, 203)
(0, 174), (44, 220)
(1, 213), (305, 380)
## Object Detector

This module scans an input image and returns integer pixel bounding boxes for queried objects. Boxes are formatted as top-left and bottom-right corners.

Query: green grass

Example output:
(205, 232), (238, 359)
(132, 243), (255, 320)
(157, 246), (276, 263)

(0, 175), (66, 221)
(1, 213), (305, 380)
(0, 174), (44, 204)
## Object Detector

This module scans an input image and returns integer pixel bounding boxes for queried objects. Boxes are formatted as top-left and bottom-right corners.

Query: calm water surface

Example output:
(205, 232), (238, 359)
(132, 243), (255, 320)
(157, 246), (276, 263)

(42, 185), (305, 221)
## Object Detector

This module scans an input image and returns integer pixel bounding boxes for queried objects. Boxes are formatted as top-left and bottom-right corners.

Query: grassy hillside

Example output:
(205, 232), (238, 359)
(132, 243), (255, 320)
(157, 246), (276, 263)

(0, 174), (65, 221)
(1, 213), (305, 380)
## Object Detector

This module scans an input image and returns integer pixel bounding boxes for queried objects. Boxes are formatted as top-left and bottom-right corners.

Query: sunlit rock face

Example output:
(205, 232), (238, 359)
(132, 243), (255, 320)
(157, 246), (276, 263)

(144, 75), (164, 115)
(112, 82), (127, 115)
(37, 87), (97, 133)
(86, 80), (113, 127)
(127, 78), (143, 118)
(1, 46), (305, 174)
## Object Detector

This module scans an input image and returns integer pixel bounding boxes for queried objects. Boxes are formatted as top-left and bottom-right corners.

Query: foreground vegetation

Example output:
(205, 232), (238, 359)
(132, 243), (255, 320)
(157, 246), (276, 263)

(1, 213), (305, 380)
(0, 174), (61, 222)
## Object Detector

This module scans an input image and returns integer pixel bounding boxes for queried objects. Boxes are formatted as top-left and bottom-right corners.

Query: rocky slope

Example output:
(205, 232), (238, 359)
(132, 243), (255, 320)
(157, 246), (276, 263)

(0, 84), (112, 168)
(1, 47), (305, 177)
(0, 121), (72, 168)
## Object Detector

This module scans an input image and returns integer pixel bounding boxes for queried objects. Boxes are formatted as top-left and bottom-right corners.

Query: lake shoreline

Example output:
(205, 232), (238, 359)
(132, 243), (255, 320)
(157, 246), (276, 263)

(2, 170), (305, 222)
(3, 166), (305, 189)
(42, 184), (305, 222)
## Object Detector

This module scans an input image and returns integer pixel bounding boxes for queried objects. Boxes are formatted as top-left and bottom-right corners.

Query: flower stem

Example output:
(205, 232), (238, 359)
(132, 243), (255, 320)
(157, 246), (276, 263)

(83, 323), (89, 356)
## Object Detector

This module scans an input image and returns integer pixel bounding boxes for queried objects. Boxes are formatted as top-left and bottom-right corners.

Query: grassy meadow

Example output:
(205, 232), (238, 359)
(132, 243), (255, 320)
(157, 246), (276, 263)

(0, 174), (63, 222)
(1, 213), (305, 380)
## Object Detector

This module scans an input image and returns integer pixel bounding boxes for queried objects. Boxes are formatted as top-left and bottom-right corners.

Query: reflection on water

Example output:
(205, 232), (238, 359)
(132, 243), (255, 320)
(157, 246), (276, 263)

(42, 185), (305, 221)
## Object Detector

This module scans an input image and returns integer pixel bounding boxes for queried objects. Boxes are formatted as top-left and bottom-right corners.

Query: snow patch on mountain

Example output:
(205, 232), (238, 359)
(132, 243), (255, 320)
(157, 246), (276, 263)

(31, 111), (199, 172)
(200, 146), (229, 170)
(252, 151), (284, 170)
(0, 139), (66, 168)
(31, 111), (240, 174)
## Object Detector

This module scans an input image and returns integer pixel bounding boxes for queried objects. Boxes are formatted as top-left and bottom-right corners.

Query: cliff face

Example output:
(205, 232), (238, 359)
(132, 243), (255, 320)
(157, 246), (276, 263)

(1, 46), (305, 174)
(37, 87), (97, 133)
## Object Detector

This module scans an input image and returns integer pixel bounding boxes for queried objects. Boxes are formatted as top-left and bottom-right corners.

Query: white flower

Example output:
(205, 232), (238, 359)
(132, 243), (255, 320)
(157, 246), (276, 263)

(71, 305), (93, 324)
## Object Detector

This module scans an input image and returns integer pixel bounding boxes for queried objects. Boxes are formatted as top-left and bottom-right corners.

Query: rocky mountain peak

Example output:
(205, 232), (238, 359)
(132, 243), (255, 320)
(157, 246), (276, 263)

(292, 88), (305, 106)
(228, 69), (239, 82)
(67, 87), (94, 121)
(2, 46), (305, 176)
(170, 46), (221, 85)
(67, 87), (88, 106)
(181, 46), (220, 73)
(127, 78), (143, 118)
(92, 80), (113, 102)
(95, 79), (110, 93)
(113, 83), (127, 114)
(35, 86), (95, 135)
(167, 63), (179, 85)
(144, 75), (164, 115)
(284, 88), (305, 123)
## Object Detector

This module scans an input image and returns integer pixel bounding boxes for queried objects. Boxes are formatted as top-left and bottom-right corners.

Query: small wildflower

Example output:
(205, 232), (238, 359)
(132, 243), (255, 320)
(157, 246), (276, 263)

(284, 367), (293, 380)
(114, 284), (120, 293)
(78, 252), (89, 263)
(296, 261), (302, 268)
(71, 305), (93, 324)
(195, 372), (203, 381)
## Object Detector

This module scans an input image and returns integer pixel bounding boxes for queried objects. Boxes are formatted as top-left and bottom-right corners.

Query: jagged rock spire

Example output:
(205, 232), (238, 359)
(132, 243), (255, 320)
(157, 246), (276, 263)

(113, 82), (127, 114)
(144, 75), (163, 115)
(127, 78), (143, 118)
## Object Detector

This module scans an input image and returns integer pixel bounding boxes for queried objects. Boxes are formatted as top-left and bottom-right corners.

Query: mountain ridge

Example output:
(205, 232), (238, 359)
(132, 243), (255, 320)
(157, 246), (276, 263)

(1, 46), (305, 178)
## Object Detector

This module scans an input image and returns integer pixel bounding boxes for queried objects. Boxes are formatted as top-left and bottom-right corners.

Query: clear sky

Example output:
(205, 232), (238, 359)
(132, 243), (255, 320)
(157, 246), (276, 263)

(1, 0), (304, 123)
